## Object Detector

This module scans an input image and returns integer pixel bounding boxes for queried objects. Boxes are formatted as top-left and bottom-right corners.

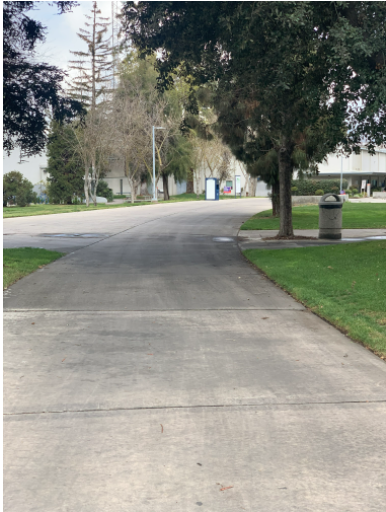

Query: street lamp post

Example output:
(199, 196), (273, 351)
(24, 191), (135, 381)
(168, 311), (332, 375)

(152, 126), (165, 201)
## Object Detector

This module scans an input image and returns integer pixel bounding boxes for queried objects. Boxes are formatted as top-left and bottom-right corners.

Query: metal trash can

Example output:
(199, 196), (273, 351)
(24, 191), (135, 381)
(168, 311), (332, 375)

(319, 193), (343, 240)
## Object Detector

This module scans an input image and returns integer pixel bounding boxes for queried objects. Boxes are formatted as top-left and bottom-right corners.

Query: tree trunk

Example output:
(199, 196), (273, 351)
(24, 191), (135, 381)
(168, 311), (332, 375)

(186, 168), (194, 194)
(88, 162), (99, 207)
(244, 177), (249, 197)
(84, 169), (89, 207)
(129, 178), (136, 203)
(93, 175), (99, 207)
(271, 181), (280, 217)
(162, 173), (169, 201)
(249, 177), (257, 197)
(277, 143), (294, 237)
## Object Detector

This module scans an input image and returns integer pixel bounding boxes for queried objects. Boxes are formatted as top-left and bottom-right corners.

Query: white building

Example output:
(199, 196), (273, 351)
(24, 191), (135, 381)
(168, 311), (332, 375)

(104, 147), (386, 199)
(315, 147), (386, 191)
(103, 156), (265, 197)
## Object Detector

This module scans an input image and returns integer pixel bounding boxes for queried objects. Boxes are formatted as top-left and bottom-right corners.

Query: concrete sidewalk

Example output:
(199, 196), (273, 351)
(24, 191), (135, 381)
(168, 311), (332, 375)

(3, 199), (386, 511)
(239, 228), (386, 250)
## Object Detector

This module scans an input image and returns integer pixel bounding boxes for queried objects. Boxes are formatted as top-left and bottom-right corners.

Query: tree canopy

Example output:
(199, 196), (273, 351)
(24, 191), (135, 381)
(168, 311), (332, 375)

(122, 1), (386, 236)
(3, 1), (82, 158)
(46, 121), (84, 204)
(3, 171), (37, 207)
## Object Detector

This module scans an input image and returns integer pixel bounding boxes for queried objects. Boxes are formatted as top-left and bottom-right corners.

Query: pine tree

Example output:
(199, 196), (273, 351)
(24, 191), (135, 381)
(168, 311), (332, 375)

(68, 1), (113, 206)
(68, 1), (112, 111)
(46, 121), (84, 204)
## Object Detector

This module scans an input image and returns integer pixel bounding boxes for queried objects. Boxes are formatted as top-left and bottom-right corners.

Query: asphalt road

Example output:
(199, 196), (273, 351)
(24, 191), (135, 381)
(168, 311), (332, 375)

(4, 199), (386, 511)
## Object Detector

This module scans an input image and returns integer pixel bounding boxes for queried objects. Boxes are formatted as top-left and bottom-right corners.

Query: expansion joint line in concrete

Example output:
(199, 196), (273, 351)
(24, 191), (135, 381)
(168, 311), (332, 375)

(3, 308), (304, 312)
(4, 400), (386, 417)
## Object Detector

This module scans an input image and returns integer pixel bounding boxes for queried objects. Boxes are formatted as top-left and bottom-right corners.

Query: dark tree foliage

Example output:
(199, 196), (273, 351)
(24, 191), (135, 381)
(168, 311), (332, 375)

(46, 121), (85, 204)
(3, 1), (82, 158)
(96, 181), (114, 202)
(122, 1), (386, 236)
(3, 171), (37, 207)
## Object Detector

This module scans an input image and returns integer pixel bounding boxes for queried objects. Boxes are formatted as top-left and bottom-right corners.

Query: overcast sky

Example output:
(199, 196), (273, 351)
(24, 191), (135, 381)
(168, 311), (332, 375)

(3, 1), (120, 183)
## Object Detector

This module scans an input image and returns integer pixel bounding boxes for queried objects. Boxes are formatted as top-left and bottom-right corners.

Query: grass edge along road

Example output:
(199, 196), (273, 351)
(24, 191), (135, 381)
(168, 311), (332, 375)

(3, 193), (257, 219)
(244, 241), (386, 358)
(241, 203), (386, 230)
(3, 248), (62, 289)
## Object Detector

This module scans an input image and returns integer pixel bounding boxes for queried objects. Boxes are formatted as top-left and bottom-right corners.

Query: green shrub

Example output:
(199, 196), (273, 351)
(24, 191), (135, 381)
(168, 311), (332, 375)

(96, 180), (114, 202)
(291, 186), (298, 195)
(349, 187), (358, 196)
(315, 189), (324, 196)
(3, 171), (37, 207)
(291, 179), (348, 196)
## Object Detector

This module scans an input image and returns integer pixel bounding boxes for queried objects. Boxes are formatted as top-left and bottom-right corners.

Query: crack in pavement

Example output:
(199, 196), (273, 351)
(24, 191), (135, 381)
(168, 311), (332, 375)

(5, 399), (386, 417)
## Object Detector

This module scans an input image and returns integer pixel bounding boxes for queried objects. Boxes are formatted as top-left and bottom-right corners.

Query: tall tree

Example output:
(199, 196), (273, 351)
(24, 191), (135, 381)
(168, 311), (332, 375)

(3, 1), (81, 158)
(68, 1), (113, 109)
(122, 1), (386, 237)
(114, 52), (191, 200)
(45, 121), (84, 204)
(70, 99), (112, 206)
(109, 91), (148, 203)
(68, 1), (114, 206)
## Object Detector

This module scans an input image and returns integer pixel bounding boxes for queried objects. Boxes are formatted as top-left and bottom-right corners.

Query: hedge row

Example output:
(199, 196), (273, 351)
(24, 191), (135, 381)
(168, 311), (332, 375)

(291, 179), (348, 196)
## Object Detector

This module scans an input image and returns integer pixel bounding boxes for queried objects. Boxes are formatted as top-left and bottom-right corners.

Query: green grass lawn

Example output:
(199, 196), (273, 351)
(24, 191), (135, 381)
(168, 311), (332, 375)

(3, 193), (251, 218)
(241, 202), (386, 230)
(3, 248), (63, 289)
(244, 241), (386, 357)
(3, 202), (154, 218)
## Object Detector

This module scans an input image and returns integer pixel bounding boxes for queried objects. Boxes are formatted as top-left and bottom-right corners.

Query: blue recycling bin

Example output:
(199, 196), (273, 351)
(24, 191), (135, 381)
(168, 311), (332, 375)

(205, 178), (219, 201)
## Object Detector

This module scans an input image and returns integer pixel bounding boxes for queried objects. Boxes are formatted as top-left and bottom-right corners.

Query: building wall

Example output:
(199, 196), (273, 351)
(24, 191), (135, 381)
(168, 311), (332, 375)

(307, 148), (386, 190)
(102, 155), (257, 197)
(103, 148), (386, 198)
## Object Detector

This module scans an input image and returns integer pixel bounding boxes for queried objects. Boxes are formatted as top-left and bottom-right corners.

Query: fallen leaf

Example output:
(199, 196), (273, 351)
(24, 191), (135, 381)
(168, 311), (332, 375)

(31, 322), (35, 325)
(62, 357), (66, 362)
(161, 424), (163, 433)
(262, 317), (269, 320)
(197, 462), (202, 466)
(147, 353), (153, 355)
(328, 266), (333, 269)
(220, 486), (233, 492)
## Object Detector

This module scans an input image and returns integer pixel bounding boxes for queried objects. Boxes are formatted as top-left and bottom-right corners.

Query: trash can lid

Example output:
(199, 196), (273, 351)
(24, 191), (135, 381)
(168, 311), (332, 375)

(319, 193), (343, 208)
